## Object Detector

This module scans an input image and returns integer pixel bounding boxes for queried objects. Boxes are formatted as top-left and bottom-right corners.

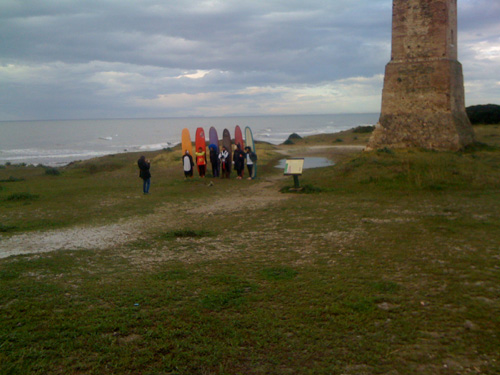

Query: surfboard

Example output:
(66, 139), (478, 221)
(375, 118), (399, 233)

(209, 126), (219, 154)
(222, 128), (232, 176)
(195, 127), (207, 176)
(208, 127), (220, 177)
(181, 128), (193, 158)
(234, 125), (245, 150)
(245, 126), (257, 179)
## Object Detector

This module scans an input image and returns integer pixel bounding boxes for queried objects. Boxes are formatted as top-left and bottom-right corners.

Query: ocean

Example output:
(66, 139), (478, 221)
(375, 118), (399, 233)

(0, 113), (378, 166)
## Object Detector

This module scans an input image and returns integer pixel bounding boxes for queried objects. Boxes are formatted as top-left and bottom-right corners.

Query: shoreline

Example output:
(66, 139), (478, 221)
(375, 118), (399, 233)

(0, 126), (373, 168)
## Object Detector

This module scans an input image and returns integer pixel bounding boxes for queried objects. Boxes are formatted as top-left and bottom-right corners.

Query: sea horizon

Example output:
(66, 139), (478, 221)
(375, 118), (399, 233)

(0, 113), (379, 167)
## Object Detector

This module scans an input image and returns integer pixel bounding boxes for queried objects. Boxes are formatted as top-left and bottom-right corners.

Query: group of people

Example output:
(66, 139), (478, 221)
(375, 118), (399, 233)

(137, 145), (257, 194)
(183, 144), (257, 180)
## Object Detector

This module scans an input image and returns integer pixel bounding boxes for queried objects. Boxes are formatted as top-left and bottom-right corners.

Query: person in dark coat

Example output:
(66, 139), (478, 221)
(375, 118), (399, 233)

(182, 151), (194, 178)
(209, 144), (220, 178)
(233, 144), (245, 179)
(137, 155), (151, 194)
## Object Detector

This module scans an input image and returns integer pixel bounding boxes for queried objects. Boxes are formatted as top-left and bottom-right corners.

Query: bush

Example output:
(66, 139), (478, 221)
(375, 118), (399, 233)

(45, 167), (61, 176)
(0, 223), (17, 233)
(5, 192), (40, 201)
(353, 125), (376, 133)
(466, 104), (500, 125)
(0, 176), (25, 182)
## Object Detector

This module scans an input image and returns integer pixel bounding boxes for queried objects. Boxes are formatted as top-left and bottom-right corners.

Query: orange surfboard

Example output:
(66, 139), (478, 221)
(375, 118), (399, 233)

(181, 128), (193, 157)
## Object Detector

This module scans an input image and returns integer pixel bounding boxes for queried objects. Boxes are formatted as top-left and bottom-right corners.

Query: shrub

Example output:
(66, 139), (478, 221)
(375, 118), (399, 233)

(466, 104), (500, 124)
(0, 176), (25, 182)
(377, 147), (394, 155)
(6, 192), (39, 201)
(0, 223), (17, 233)
(353, 125), (376, 133)
(44, 167), (61, 176)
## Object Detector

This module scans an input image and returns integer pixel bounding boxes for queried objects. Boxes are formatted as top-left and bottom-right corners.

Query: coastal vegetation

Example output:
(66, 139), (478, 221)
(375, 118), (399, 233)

(1, 126), (500, 374)
(466, 104), (500, 125)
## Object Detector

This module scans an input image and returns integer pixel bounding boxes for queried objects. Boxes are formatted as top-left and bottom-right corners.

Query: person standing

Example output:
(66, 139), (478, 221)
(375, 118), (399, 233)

(137, 155), (151, 194)
(233, 144), (245, 179)
(195, 147), (207, 177)
(245, 146), (257, 180)
(183, 150), (194, 178)
(219, 146), (230, 178)
(209, 144), (220, 178)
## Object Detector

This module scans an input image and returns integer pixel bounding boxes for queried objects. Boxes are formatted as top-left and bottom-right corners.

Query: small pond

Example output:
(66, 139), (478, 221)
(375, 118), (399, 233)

(275, 157), (335, 170)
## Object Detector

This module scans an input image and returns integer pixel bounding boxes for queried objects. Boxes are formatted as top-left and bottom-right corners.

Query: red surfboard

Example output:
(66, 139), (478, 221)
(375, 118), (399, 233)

(234, 125), (245, 150)
(195, 127), (207, 177)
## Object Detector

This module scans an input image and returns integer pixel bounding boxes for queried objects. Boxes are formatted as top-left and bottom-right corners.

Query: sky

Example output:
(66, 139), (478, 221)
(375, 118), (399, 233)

(0, 0), (499, 121)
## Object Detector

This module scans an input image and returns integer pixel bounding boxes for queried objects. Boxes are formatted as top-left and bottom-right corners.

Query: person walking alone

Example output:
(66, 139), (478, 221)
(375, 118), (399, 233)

(137, 155), (151, 194)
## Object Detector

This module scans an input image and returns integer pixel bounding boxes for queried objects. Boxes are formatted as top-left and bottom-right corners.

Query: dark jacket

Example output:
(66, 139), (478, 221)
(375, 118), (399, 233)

(138, 157), (151, 180)
(209, 145), (219, 165)
(233, 148), (245, 171)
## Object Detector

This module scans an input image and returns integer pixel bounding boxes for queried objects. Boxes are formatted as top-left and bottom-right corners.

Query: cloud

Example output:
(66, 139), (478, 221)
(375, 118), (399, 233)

(0, 0), (498, 120)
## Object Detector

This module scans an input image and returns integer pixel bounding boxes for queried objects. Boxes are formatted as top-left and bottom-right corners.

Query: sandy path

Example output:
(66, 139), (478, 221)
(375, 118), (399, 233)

(0, 177), (289, 259)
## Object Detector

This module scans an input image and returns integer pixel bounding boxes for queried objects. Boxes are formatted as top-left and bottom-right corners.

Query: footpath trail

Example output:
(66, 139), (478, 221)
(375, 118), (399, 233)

(0, 177), (289, 259)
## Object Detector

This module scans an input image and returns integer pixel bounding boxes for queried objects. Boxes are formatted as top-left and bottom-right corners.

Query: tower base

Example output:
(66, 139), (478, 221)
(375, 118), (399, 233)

(367, 59), (475, 151)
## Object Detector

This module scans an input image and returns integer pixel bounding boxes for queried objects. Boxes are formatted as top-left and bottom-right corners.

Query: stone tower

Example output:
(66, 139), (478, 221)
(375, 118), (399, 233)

(366, 0), (475, 151)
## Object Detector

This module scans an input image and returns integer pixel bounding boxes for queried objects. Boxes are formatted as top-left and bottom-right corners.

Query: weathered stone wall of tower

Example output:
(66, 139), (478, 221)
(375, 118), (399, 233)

(366, 0), (475, 151)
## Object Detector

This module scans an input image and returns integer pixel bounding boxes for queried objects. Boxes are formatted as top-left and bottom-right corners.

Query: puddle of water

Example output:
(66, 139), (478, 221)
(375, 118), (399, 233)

(275, 157), (334, 170)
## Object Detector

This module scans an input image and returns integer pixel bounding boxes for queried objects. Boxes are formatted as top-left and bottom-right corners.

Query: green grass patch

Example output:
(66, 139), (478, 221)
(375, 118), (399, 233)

(1, 129), (500, 374)
(260, 266), (298, 281)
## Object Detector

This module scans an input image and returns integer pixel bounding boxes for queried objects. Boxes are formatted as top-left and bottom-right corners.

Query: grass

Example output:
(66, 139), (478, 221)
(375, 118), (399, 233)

(1, 126), (500, 374)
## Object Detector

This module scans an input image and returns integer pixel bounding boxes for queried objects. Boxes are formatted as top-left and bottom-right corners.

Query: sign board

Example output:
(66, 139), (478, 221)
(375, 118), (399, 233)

(284, 158), (304, 175)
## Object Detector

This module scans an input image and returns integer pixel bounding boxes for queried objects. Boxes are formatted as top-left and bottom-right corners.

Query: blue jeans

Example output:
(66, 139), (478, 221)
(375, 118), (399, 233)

(143, 178), (150, 194)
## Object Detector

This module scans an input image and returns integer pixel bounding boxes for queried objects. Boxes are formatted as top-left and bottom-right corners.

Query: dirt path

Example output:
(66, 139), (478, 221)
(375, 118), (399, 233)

(0, 177), (289, 259)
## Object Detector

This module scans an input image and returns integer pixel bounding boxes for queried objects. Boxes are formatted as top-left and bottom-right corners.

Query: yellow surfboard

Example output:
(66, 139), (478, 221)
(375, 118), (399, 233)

(181, 128), (193, 157)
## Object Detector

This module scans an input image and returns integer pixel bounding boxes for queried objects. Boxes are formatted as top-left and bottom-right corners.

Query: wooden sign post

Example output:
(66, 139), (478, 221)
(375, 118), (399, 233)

(284, 158), (304, 190)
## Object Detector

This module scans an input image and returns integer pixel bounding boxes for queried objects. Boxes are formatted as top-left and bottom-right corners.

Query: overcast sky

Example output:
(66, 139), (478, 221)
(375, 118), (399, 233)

(1, 0), (499, 121)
